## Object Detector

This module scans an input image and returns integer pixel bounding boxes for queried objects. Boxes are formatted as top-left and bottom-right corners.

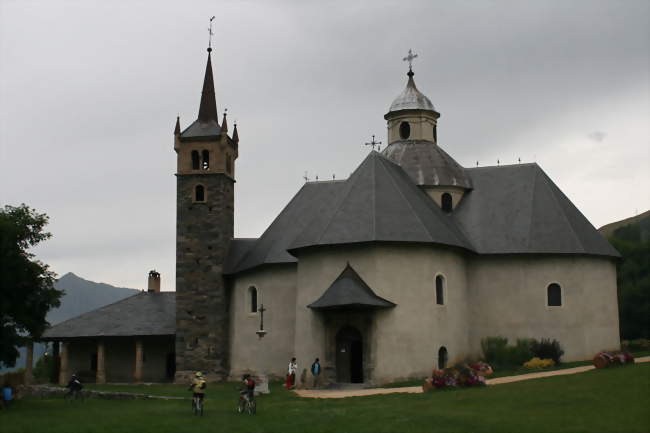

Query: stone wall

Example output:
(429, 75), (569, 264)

(175, 172), (233, 381)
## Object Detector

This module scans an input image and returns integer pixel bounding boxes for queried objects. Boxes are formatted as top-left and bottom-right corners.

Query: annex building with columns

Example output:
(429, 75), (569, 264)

(42, 47), (621, 386)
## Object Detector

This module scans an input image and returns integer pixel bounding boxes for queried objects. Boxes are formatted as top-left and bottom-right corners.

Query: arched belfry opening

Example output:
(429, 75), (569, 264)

(191, 151), (200, 170)
(336, 326), (363, 383)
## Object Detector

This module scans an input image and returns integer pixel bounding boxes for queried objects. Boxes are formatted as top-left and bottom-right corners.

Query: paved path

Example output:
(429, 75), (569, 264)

(295, 356), (650, 399)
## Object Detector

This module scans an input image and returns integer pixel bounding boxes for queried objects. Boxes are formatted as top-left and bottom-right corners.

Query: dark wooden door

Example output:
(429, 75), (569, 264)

(336, 326), (363, 383)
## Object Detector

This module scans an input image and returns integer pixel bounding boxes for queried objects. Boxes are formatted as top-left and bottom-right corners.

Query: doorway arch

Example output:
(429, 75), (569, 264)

(336, 326), (363, 383)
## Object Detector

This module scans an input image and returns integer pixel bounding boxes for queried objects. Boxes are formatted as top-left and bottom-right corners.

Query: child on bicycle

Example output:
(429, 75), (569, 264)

(189, 371), (207, 404)
(241, 374), (255, 403)
(65, 374), (83, 399)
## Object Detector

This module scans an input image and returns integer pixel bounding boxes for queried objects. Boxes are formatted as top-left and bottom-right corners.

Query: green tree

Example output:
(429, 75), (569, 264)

(0, 204), (63, 367)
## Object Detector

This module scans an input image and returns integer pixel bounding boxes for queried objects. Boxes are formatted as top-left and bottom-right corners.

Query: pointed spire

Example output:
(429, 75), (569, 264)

(174, 116), (181, 135)
(197, 48), (219, 123)
(221, 110), (228, 133)
(232, 122), (239, 143)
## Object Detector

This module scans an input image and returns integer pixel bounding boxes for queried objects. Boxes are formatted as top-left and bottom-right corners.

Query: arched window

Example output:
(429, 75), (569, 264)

(191, 151), (200, 170)
(226, 155), (232, 174)
(249, 286), (258, 313)
(438, 347), (448, 369)
(201, 150), (210, 170)
(547, 283), (562, 306)
(399, 122), (411, 139)
(195, 185), (205, 202)
(435, 275), (445, 305)
(441, 193), (453, 213)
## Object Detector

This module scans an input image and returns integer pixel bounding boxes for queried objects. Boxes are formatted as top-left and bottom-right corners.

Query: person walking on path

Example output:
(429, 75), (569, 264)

(311, 358), (321, 389)
(286, 357), (298, 389)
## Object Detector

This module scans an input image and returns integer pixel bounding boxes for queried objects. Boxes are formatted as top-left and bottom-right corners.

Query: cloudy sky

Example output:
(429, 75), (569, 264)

(1, 0), (648, 291)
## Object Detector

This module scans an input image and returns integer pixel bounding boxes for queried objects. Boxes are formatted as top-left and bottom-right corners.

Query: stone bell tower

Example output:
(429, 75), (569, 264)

(173, 46), (239, 382)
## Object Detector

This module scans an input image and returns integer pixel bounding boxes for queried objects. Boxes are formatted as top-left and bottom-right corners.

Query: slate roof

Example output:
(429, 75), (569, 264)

(179, 50), (221, 140)
(224, 181), (344, 274)
(307, 264), (396, 310)
(180, 119), (221, 140)
(289, 151), (474, 252)
(382, 140), (473, 189)
(41, 292), (175, 339)
(452, 163), (620, 257)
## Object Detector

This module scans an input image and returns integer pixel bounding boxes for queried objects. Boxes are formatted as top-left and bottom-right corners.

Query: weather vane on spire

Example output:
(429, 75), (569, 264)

(208, 16), (216, 50)
(403, 49), (418, 71)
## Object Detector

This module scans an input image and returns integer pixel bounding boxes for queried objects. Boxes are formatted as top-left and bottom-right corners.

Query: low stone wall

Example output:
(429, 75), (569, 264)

(17, 385), (187, 400)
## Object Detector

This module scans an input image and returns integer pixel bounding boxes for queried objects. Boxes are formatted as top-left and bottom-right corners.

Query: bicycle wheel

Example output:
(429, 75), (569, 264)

(250, 399), (256, 415)
(237, 398), (245, 413)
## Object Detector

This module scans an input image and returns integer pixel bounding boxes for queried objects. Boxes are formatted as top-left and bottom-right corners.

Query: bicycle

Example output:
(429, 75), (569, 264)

(63, 388), (84, 402)
(237, 389), (256, 415)
(191, 393), (204, 416)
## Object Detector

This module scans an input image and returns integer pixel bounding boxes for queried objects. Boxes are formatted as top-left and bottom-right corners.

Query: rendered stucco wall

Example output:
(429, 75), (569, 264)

(228, 265), (297, 379)
(293, 244), (469, 385)
(466, 255), (620, 361)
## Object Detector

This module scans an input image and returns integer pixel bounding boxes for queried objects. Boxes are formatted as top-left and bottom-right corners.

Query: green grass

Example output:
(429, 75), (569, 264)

(2, 363), (648, 433)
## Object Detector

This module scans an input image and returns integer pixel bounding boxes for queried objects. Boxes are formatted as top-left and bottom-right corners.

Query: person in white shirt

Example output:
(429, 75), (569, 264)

(286, 357), (297, 389)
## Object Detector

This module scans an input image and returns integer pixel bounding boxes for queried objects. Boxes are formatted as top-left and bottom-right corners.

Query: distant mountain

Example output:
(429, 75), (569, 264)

(1, 273), (139, 373)
(598, 210), (650, 240)
(599, 211), (650, 340)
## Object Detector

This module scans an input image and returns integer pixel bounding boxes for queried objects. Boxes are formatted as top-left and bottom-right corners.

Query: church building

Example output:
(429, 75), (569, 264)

(43, 46), (621, 385)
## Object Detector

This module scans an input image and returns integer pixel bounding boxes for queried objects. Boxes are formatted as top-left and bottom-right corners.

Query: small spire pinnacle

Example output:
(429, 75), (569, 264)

(174, 116), (181, 135)
(221, 108), (228, 133)
(232, 122), (239, 143)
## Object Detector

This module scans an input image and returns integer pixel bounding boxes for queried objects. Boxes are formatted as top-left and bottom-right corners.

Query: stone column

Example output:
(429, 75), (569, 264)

(58, 342), (69, 386)
(96, 340), (106, 384)
(24, 340), (34, 385)
(134, 339), (143, 382)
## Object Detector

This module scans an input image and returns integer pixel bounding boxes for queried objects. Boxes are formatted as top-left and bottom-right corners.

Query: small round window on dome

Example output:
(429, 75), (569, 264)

(399, 122), (411, 139)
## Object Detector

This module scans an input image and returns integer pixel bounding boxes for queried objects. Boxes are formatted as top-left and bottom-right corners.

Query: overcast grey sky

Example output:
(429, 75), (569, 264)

(1, 0), (648, 291)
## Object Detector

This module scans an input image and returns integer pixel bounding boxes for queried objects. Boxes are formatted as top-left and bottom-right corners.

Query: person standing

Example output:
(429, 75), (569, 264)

(287, 357), (297, 389)
(310, 358), (321, 389)
(2, 383), (13, 408)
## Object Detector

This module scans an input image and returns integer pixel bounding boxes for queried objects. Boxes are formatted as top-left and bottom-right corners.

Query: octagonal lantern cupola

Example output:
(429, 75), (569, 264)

(384, 67), (440, 146)
(382, 52), (472, 212)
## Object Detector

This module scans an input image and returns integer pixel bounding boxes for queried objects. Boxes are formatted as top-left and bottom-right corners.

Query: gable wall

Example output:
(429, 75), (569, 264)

(228, 265), (297, 379)
(466, 255), (620, 361)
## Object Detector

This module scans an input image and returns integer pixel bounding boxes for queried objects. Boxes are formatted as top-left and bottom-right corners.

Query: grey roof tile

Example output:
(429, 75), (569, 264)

(453, 163), (620, 257)
(41, 292), (175, 339)
(308, 264), (396, 310)
(289, 151), (474, 251)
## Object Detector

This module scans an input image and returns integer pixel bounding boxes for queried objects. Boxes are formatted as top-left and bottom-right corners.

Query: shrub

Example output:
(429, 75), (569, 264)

(621, 338), (650, 352)
(523, 357), (555, 369)
(33, 353), (56, 383)
(530, 338), (564, 364)
(481, 337), (535, 369)
(593, 351), (635, 369)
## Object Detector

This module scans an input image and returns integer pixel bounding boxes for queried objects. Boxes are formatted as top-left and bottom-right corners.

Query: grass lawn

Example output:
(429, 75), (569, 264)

(2, 363), (648, 433)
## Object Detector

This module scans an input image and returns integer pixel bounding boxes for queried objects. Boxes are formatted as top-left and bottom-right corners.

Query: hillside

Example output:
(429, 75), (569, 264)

(600, 211), (650, 340)
(1, 273), (138, 373)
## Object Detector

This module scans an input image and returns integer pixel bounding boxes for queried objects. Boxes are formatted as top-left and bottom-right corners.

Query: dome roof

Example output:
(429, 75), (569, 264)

(388, 71), (436, 113)
(382, 140), (472, 189)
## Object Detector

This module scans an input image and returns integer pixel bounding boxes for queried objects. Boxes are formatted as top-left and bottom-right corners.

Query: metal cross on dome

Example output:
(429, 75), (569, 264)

(365, 134), (382, 152)
(403, 49), (418, 70)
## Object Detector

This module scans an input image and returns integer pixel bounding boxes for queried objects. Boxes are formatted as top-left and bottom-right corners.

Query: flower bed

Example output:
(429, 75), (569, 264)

(523, 357), (555, 370)
(423, 362), (493, 391)
(592, 351), (635, 369)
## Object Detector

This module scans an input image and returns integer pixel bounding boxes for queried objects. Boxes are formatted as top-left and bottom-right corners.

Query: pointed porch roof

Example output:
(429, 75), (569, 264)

(307, 264), (396, 311)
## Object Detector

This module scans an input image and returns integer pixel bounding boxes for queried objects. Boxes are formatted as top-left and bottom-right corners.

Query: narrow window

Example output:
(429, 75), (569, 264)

(433, 125), (438, 143)
(195, 185), (205, 202)
(438, 347), (448, 369)
(399, 122), (411, 139)
(435, 275), (445, 305)
(202, 150), (210, 170)
(547, 283), (562, 306)
(441, 193), (453, 213)
(191, 151), (200, 170)
(249, 286), (258, 313)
